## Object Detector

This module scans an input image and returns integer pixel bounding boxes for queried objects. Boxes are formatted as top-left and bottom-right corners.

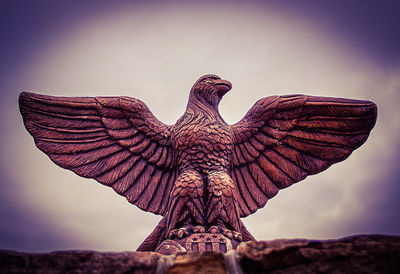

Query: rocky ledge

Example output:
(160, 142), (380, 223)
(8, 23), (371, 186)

(1, 235), (399, 273)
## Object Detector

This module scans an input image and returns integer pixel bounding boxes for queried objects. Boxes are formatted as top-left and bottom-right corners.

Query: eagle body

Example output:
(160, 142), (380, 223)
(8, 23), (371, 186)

(19, 74), (377, 252)
(168, 101), (241, 240)
(172, 112), (233, 173)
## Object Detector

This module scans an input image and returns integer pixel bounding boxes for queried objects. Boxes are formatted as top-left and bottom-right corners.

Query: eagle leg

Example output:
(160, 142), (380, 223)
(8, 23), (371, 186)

(166, 170), (206, 238)
(206, 171), (242, 239)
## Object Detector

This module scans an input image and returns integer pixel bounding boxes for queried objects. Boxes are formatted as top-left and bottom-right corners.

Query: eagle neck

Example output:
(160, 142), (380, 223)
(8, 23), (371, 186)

(186, 96), (226, 125)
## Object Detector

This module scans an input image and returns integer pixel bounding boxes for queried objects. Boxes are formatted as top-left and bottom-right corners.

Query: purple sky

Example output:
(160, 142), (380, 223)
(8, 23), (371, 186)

(1, 0), (399, 252)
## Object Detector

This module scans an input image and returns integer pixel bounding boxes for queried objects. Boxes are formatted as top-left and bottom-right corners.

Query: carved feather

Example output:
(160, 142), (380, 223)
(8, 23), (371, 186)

(19, 92), (176, 216)
(231, 95), (377, 217)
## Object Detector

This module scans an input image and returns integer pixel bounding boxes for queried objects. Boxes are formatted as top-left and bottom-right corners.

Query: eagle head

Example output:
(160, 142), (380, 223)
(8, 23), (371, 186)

(189, 74), (232, 110)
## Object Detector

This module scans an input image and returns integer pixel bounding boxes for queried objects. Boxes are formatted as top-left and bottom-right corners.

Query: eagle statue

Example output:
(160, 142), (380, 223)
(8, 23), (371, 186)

(19, 74), (377, 253)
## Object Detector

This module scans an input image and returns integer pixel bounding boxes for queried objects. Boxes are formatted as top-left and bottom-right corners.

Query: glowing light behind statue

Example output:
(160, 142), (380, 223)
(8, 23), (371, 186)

(1, 1), (398, 252)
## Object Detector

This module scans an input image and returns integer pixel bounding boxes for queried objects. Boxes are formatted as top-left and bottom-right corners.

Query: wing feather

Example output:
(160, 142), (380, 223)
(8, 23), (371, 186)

(49, 144), (123, 168)
(96, 155), (140, 185)
(19, 92), (177, 216)
(230, 171), (250, 216)
(238, 165), (267, 208)
(151, 171), (173, 214)
(231, 94), (377, 217)
(125, 164), (156, 204)
(232, 168), (258, 213)
(136, 168), (164, 211)
(159, 169), (177, 214)
(35, 138), (114, 154)
(248, 160), (279, 198)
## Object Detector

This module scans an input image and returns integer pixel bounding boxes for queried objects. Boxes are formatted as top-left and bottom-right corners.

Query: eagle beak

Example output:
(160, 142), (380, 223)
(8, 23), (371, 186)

(215, 79), (232, 97)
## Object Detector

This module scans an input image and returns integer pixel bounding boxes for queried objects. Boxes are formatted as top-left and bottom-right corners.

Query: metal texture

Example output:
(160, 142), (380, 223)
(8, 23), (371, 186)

(19, 74), (377, 253)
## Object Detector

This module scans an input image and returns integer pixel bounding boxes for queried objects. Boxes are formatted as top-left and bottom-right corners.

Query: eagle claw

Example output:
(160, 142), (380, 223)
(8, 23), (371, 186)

(168, 225), (207, 239)
(207, 226), (242, 240)
(168, 227), (189, 239)
(193, 225), (206, 233)
(208, 226), (220, 233)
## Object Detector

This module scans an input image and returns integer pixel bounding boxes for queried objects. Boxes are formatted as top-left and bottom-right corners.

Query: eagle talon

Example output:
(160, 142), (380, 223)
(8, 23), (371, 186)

(193, 225), (206, 233)
(168, 229), (178, 239)
(221, 228), (233, 239)
(232, 231), (242, 241)
(177, 228), (189, 238)
(208, 226), (220, 234)
(168, 227), (190, 239)
(216, 227), (242, 240)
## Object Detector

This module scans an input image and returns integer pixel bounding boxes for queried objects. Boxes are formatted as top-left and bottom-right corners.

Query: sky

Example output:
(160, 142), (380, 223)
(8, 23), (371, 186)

(0, 0), (399, 252)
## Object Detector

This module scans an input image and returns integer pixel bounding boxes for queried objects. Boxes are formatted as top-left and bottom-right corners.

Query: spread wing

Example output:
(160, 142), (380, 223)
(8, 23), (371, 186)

(19, 92), (177, 216)
(230, 95), (377, 217)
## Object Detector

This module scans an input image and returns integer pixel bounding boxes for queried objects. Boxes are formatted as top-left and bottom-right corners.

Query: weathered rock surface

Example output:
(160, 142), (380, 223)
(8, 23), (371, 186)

(1, 235), (399, 273)
(236, 235), (400, 273)
(0, 250), (162, 274)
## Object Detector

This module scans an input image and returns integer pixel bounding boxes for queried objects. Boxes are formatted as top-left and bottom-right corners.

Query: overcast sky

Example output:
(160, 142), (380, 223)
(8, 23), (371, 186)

(0, 0), (399, 252)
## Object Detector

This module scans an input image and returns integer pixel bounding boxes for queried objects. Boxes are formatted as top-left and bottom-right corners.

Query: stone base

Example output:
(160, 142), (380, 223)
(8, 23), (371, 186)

(1, 235), (400, 273)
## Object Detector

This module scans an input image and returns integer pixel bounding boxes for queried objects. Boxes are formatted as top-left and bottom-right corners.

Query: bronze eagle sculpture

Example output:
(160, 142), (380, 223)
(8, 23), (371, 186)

(19, 74), (377, 253)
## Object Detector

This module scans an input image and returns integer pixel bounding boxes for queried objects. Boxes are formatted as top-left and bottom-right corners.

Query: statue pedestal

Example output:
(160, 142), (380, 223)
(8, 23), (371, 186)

(155, 233), (239, 254)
